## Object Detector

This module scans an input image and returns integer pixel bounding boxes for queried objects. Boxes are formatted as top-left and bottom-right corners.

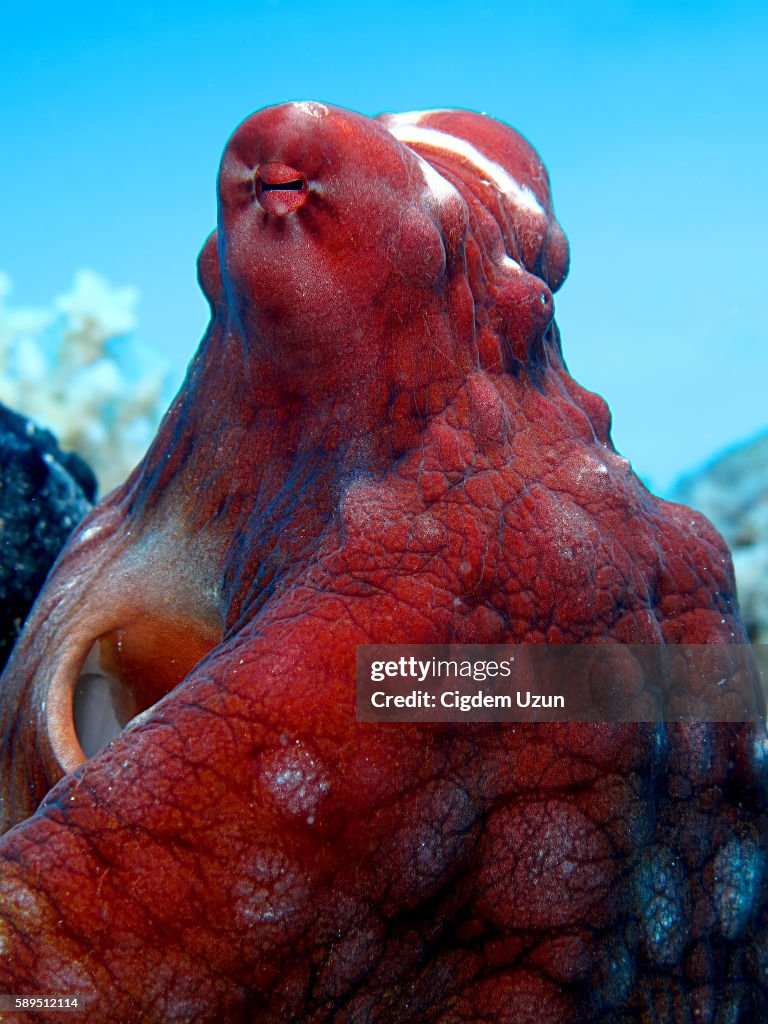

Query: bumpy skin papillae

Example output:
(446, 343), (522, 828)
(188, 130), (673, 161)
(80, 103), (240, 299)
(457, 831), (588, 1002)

(0, 103), (766, 1022)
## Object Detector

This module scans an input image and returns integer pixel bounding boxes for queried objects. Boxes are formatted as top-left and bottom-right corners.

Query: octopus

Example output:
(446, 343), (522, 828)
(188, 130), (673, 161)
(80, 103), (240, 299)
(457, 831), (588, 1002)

(0, 101), (765, 1023)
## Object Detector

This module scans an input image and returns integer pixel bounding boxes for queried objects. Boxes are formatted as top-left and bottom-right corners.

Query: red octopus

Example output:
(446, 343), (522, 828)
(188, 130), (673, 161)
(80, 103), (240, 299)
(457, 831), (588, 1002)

(0, 102), (765, 1023)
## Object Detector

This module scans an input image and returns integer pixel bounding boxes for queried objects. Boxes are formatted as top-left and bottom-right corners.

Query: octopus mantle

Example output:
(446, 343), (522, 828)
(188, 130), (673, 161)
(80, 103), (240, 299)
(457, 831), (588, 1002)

(0, 102), (765, 1023)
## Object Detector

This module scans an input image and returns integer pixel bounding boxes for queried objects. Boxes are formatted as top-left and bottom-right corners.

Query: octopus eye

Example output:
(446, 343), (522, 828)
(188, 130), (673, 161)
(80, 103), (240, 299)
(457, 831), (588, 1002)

(261, 178), (304, 192)
(256, 162), (309, 216)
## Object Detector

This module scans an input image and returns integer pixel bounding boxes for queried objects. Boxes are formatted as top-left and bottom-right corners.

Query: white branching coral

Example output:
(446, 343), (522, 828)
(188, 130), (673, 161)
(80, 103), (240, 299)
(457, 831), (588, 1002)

(0, 270), (171, 494)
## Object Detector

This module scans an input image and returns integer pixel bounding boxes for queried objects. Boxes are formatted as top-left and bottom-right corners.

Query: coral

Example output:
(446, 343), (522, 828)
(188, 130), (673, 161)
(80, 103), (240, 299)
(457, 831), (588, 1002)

(0, 269), (170, 493)
(0, 103), (765, 1023)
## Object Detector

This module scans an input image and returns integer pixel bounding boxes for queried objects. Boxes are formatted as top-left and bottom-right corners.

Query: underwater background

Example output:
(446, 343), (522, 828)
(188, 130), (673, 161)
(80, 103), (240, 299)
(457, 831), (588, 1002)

(1, 1), (767, 623)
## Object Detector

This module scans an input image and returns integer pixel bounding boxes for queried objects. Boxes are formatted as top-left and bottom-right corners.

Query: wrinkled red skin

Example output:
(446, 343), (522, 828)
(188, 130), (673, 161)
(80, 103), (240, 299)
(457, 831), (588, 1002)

(0, 102), (766, 1023)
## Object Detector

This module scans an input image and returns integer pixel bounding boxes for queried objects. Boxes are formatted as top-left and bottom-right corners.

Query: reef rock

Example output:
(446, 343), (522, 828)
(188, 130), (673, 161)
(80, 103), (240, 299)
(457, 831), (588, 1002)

(0, 403), (95, 671)
(673, 431), (768, 643)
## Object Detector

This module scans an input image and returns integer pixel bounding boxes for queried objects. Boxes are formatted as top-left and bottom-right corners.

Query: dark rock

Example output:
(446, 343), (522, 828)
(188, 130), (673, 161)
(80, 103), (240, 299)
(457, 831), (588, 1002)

(0, 403), (95, 670)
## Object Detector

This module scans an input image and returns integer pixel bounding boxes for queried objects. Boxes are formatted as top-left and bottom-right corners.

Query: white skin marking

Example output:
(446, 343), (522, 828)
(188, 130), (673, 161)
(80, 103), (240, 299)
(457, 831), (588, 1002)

(500, 254), (524, 272)
(291, 101), (329, 119)
(386, 122), (546, 218)
(410, 151), (461, 206)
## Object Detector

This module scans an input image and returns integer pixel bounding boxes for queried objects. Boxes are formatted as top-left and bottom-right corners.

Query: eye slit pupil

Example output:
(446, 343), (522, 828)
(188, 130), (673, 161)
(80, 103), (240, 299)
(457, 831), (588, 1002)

(261, 178), (305, 192)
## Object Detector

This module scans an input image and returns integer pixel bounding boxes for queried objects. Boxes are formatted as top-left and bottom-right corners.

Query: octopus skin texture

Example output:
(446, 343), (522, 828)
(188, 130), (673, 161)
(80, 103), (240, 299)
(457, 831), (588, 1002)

(0, 101), (766, 1023)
